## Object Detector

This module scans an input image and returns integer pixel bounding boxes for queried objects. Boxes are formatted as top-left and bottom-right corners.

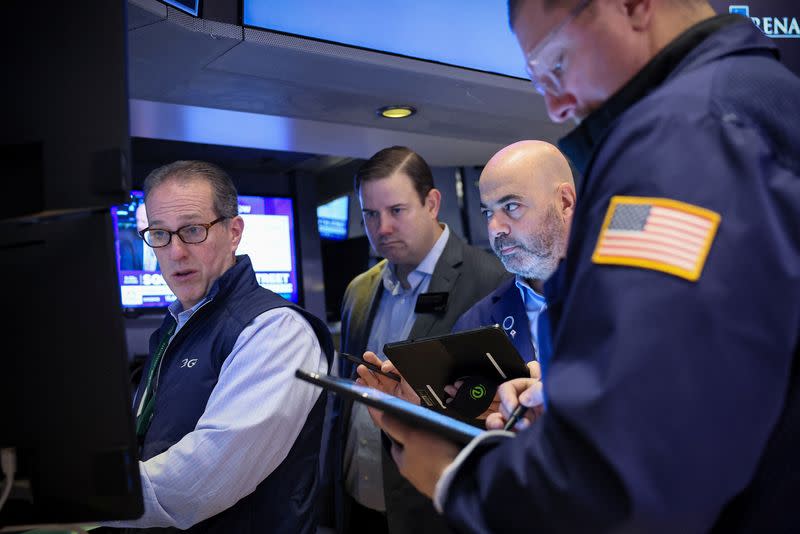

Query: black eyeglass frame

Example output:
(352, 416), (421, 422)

(138, 216), (228, 248)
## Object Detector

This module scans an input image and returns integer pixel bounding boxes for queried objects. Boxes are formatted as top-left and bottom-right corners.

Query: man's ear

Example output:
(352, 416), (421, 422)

(624, 0), (654, 30)
(229, 215), (245, 249)
(425, 188), (442, 219)
(557, 183), (577, 220)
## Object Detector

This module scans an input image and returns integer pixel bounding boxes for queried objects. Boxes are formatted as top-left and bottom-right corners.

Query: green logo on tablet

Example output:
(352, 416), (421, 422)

(470, 384), (486, 400)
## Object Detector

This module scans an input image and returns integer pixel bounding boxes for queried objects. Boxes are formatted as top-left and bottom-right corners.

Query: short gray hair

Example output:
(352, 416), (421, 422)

(143, 160), (239, 219)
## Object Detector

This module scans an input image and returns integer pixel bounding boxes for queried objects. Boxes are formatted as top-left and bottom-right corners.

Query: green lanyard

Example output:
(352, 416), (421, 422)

(135, 321), (177, 440)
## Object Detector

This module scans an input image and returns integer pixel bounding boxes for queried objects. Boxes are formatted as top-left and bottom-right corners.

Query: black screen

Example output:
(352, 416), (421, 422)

(0, 0), (131, 219)
(0, 211), (143, 527)
(321, 236), (370, 322)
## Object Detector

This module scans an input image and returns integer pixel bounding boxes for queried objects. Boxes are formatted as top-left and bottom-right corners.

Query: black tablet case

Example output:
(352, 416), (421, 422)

(383, 325), (529, 417)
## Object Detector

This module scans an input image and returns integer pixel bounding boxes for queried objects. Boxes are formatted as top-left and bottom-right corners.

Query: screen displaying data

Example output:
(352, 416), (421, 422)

(112, 191), (299, 308)
(317, 195), (349, 240)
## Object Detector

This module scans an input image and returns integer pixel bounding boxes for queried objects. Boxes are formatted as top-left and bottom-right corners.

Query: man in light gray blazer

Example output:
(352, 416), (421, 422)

(325, 146), (509, 534)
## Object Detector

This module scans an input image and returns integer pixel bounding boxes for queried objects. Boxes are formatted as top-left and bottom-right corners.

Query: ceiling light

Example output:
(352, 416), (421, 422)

(377, 105), (416, 119)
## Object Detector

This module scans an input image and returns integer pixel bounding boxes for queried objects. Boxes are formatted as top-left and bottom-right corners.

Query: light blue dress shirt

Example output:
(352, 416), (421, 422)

(108, 296), (328, 529)
(344, 225), (450, 511)
(514, 275), (547, 356)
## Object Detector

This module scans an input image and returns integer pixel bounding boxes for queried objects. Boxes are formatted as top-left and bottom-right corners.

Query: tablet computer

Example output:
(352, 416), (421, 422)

(383, 325), (529, 415)
(295, 369), (483, 445)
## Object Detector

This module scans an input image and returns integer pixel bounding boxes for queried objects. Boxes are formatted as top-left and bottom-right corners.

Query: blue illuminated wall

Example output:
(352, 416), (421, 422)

(243, 0), (529, 79)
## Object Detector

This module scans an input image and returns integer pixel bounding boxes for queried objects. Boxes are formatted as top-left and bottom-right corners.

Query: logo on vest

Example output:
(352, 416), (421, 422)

(729, 5), (800, 38)
(180, 358), (198, 368)
(502, 316), (517, 339)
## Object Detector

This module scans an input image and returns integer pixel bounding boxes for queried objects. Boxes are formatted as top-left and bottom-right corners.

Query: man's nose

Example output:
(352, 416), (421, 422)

(544, 91), (578, 123)
(377, 215), (393, 236)
(165, 236), (189, 260)
(487, 215), (509, 238)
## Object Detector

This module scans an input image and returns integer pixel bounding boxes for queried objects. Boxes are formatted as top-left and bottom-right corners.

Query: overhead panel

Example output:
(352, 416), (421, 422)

(242, 0), (529, 80)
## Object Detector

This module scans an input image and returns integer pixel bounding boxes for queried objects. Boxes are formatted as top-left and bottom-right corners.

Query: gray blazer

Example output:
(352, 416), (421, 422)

(332, 231), (510, 534)
(340, 232), (509, 354)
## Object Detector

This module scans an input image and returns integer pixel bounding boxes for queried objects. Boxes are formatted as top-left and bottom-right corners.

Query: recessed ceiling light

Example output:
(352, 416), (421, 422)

(377, 105), (416, 119)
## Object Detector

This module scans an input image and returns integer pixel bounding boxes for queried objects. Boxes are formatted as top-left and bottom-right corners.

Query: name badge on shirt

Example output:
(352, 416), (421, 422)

(414, 292), (449, 314)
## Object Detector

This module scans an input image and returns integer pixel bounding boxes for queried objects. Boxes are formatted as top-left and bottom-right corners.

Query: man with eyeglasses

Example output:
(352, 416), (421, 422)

(367, 0), (800, 532)
(103, 160), (333, 533)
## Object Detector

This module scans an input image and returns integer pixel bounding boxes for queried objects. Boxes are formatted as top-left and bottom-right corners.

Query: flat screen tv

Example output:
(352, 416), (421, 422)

(111, 191), (299, 309)
(242, 0), (528, 79)
(317, 195), (349, 240)
(161, 0), (200, 16)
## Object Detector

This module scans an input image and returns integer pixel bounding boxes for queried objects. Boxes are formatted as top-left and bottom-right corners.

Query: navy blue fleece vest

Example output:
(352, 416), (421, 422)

(133, 255), (333, 534)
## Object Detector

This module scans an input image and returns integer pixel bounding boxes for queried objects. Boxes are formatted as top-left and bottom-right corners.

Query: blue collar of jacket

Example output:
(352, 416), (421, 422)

(558, 14), (777, 180)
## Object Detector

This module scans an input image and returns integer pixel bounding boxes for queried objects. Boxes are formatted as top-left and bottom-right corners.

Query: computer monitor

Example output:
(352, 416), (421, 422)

(317, 195), (349, 240)
(242, 0), (528, 79)
(0, 210), (143, 528)
(1, 0), (131, 220)
(161, 0), (200, 16)
(111, 191), (300, 309)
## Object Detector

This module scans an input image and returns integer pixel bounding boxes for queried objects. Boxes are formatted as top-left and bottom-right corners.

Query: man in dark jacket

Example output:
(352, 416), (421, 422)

(369, 1), (800, 532)
(452, 140), (576, 364)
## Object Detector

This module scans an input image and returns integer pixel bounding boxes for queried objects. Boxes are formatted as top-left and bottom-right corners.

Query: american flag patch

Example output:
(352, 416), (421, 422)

(592, 196), (721, 281)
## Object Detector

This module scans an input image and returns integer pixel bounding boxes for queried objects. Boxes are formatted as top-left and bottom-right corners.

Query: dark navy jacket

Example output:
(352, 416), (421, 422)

(443, 17), (800, 534)
(132, 255), (333, 534)
(452, 277), (536, 363)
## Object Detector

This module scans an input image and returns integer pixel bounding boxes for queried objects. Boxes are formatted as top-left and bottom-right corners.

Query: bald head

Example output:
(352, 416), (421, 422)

(479, 140), (576, 287)
(482, 140), (573, 196)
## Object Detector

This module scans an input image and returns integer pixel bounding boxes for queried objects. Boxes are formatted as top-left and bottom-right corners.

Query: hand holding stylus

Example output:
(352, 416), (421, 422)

(486, 361), (545, 431)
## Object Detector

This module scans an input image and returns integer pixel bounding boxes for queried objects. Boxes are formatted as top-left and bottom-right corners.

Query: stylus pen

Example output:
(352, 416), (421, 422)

(503, 403), (528, 431)
(340, 352), (401, 382)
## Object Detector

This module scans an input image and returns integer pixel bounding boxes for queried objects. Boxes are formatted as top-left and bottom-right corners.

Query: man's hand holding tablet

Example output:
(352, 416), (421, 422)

(355, 351), (421, 405)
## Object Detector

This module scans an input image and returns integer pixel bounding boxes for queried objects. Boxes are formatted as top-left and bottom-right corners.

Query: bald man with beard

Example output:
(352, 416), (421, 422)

(451, 140), (575, 363)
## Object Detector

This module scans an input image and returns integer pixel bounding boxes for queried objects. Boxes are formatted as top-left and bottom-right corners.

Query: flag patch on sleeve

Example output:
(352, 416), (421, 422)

(592, 196), (720, 282)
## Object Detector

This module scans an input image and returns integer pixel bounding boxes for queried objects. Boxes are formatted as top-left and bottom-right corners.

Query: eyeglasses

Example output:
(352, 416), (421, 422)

(139, 217), (228, 248)
(525, 0), (593, 96)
